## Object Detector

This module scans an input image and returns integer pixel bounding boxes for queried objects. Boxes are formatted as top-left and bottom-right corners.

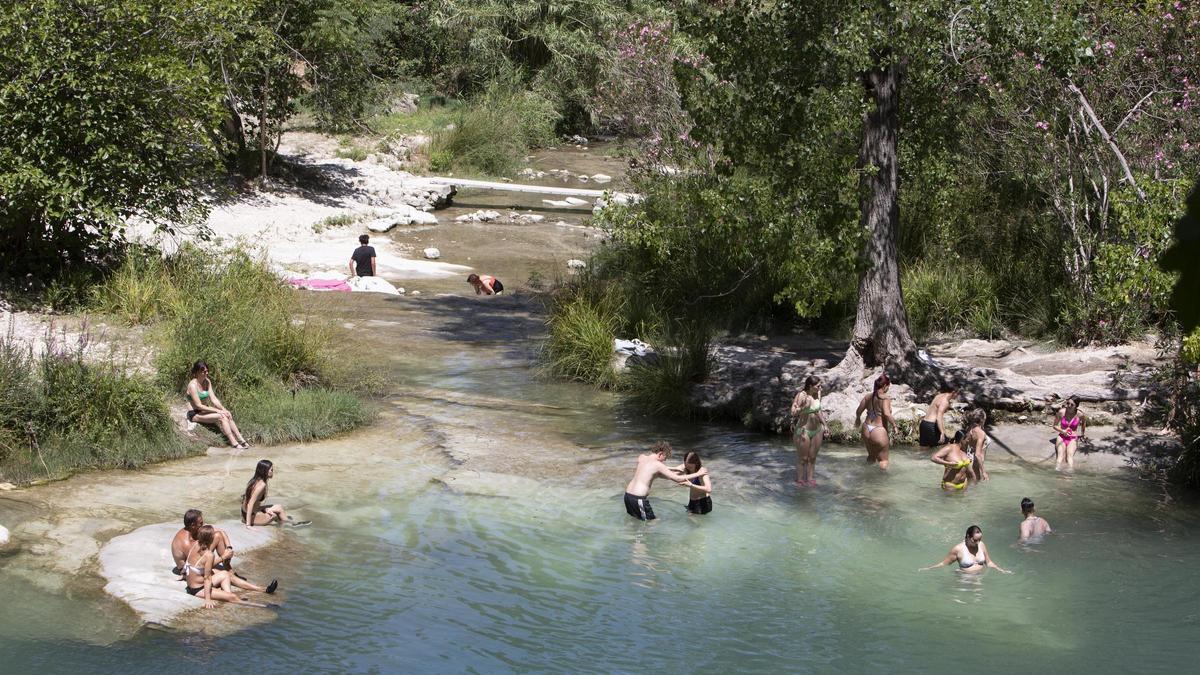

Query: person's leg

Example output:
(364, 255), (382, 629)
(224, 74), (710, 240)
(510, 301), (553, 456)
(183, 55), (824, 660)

(250, 509), (279, 526)
(225, 414), (248, 446)
(1054, 438), (1065, 468)
(793, 435), (807, 485)
(874, 430), (890, 470)
(808, 434), (823, 484)
(1065, 438), (1078, 469)
(267, 504), (288, 522)
(217, 570), (266, 593)
(207, 587), (245, 604)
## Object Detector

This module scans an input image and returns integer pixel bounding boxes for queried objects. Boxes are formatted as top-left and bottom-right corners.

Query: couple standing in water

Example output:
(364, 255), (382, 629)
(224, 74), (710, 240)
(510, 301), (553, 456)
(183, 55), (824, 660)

(787, 373), (895, 485)
(623, 441), (712, 520)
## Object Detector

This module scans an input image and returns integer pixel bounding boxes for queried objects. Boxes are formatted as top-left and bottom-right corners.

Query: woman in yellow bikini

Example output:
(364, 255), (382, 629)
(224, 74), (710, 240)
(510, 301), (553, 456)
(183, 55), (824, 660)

(930, 432), (975, 491)
(789, 376), (827, 486)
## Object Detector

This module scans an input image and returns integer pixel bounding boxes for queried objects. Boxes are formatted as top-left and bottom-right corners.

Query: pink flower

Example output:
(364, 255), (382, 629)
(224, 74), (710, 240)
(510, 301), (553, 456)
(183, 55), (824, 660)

(1034, 63), (1043, 70)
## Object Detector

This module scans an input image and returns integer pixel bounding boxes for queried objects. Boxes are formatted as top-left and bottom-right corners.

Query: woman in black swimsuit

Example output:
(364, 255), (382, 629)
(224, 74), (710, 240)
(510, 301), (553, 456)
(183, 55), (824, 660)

(242, 459), (309, 527)
(674, 451), (713, 515)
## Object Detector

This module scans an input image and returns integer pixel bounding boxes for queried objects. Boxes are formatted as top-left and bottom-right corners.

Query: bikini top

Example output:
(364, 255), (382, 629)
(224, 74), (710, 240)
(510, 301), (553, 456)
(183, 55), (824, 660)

(959, 546), (984, 568)
(183, 549), (210, 577)
(1060, 415), (1080, 431)
(690, 476), (703, 486)
(803, 398), (821, 414)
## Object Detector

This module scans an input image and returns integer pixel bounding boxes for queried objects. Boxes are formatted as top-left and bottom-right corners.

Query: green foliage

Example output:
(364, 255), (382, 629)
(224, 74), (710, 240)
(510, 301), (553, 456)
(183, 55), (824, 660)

(0, 0), (223, 278)
(543, 284), (623, 388)
(621, 323), (713, 418)
(430, 84), (558, 176)
(902, 260), (1002, 340)
(215, 385), (374, 446)
(0, 328), (197, 484)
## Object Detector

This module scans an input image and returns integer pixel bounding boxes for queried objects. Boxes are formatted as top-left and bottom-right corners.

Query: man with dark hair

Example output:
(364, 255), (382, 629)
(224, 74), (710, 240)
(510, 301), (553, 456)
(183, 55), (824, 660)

(1018, 498), (1052, 542)
(170, 509), (237, 578)
(919, 386), (960, 449)
(349, 234), (377, 278)
(623, 441), (687, 520)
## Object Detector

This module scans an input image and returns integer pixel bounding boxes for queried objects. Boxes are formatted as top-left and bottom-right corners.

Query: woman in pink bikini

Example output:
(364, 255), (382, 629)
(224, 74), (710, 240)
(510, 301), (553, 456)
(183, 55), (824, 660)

(1052, 397), (1086, 471)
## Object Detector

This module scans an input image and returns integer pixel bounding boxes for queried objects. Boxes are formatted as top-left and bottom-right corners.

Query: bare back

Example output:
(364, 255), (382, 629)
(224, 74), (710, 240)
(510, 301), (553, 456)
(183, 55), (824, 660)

(923, 393), (951, 423)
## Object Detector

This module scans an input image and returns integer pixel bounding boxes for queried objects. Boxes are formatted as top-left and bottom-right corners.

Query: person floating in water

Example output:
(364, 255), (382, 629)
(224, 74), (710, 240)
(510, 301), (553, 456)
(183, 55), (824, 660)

(182, 525), (278, 608)
(1018, 498), (1052, 542)
(855, 374), (895, 469)
(920, 525), (1011, 573)
(789, 376), (827, 486)
(931, 434), (975, 492)
(919, 385), (960, 450)
(467, 273), (503, 295)
(1052, 397), (1086, 471)
(349, 234), (377, 278)
(674, 451), (713, 514)
(624, 441), (688, 521)
(242, 459), (310, 528)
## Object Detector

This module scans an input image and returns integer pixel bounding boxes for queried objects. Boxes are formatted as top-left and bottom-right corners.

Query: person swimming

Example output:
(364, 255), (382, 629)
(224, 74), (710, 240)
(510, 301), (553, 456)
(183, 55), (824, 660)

(674, 451), (713, 514)
(855, 374), (895, 469)
(920, 525), (1012, 573)
(930, 434), (975, 492)
(789, 375), (827, 486)
(1018, 497), (1053, 542)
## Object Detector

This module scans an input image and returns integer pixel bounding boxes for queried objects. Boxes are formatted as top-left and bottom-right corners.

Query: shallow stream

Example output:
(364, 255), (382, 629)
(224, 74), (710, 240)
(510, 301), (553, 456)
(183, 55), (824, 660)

(2, 147), (1199, 672)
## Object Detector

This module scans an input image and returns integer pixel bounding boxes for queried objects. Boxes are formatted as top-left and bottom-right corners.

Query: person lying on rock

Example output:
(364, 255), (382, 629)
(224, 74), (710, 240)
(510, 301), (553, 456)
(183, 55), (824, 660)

(242, 459), (310, 528)
(467, 273), (503, 295)
(182, 525), (277, 608)
(186, 360), (250, 449)
(171, 509), (238, 578)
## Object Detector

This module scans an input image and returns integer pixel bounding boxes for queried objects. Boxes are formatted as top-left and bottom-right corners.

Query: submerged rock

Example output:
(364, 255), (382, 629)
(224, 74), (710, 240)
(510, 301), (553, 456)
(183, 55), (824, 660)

(454, 210), (502, 223)
(0, 524), (10, 548)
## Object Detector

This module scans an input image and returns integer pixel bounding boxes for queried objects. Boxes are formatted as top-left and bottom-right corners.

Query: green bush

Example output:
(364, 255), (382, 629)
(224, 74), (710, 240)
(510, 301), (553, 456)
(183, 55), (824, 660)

(219, 385), (375, 446)
(902, 259), (1002, 340)
(91, 253), (181, 325)
(543, 285), (623, 388)
(430, 84), (558, 176)
(621, 323), (713, 417)
(0, 329), (197, 484)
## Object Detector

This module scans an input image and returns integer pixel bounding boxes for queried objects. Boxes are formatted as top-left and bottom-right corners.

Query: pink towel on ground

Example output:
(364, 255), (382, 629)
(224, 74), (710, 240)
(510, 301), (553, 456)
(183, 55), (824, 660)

(287, 278), (352, 292)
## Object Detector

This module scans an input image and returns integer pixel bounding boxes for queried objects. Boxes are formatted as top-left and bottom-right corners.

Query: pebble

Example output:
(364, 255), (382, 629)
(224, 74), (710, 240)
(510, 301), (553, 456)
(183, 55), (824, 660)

(423, 247), (441, 260)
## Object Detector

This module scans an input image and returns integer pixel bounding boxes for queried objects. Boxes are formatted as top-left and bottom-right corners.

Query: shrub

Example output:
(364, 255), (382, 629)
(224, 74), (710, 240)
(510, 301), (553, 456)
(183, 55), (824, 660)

(543, 285), (623, 388)
(621, 322), (713, 417)
(430, 84), (559, 176)
(91, 253), (181, 325)
(902, 260), (1002, 340)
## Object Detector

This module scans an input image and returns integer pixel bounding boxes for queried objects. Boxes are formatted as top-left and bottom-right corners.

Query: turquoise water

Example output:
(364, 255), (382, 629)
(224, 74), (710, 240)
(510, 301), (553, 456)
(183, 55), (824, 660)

(3, 294), (1199, 672)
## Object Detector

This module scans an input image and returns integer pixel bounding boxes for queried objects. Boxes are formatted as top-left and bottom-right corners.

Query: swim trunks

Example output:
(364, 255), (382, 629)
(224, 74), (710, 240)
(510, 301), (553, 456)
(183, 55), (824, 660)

(919, 420), (943, 446)
(624, 492), (655, 520)
(686, 496), (713, 515)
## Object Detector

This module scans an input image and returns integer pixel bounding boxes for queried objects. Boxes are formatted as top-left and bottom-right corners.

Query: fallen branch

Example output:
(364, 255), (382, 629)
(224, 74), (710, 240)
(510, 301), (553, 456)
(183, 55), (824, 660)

(1068, 81), (1146, 201)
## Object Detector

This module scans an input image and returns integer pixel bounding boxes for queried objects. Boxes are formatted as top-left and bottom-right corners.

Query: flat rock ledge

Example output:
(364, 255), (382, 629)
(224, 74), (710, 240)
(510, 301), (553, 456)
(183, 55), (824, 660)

(689, 336), (1161, 436)
(100, 519), (278, 626)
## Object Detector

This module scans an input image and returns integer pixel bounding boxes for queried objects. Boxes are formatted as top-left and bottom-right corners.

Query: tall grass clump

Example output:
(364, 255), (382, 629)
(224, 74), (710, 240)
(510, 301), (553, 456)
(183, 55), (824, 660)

(430, 83), (558, 176)
(222, 386), (374, 446)
(622, 322), (714, 418)
(0, 328), (196, 485)
(902, 260), (1003, 340)
(543, 284), (624, 388)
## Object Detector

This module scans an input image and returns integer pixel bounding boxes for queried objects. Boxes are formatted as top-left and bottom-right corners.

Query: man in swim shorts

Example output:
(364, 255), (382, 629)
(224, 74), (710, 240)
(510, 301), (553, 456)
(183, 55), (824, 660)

(920, 386), (959, 449)
(623, 441), (688, 520)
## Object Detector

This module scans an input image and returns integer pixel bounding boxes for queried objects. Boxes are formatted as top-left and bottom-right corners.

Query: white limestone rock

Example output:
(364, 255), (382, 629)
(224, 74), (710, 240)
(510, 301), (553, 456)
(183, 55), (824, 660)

(423, 247), (441, 260)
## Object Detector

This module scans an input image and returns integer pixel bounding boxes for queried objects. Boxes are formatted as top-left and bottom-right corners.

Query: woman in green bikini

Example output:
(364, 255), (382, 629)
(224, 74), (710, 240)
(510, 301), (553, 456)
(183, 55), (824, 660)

(790, 376), (827, 486)
(186, 360), (249, 449)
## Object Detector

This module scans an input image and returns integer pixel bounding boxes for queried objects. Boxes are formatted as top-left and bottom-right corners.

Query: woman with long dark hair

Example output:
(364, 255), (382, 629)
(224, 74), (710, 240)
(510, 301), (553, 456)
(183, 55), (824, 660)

(1052, 397), (1086, 471)
(855, 374), (896, 469)
(789, 376), (827, 486)
(186, 360), (249, 449)
(920, 525), (1011, 573)
(242, 459), (308, 528)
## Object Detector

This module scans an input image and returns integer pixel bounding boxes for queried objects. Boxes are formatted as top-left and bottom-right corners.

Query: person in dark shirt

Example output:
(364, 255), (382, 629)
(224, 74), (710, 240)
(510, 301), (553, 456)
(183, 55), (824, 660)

(349, 234), (377, 277)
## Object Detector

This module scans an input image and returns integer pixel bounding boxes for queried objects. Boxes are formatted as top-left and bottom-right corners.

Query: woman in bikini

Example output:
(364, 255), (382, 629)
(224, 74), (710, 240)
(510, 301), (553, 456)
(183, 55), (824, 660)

(674, 451), (713, 514)
(182, 525), (277, 608)
(186, 360), (249, 449)
(931, 433), (975, 492)
(920, 525), (1011, 573)
(242, 459), (309, 528)
(1052, 397), (1086, 471)
(789, 376), (827, 486)
(855, 374), (895, 469)
(960, 408), (991, 481)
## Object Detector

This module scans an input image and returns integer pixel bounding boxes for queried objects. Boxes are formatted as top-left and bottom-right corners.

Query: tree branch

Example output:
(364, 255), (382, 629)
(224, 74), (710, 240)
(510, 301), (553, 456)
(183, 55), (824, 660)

(1067, 81), (1145, 201)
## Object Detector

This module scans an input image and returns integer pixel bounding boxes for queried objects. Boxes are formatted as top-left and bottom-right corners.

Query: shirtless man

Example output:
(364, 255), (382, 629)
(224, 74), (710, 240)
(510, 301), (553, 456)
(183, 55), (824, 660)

(624, 441), (688, 520)
(1018, 497), (1052, 542)
(919, 386), (959, 449)
(171, 509), (234, 577)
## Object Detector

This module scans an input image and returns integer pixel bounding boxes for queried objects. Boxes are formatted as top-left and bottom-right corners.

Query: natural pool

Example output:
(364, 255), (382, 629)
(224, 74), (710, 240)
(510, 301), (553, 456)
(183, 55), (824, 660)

(2, 291), (1199, 673)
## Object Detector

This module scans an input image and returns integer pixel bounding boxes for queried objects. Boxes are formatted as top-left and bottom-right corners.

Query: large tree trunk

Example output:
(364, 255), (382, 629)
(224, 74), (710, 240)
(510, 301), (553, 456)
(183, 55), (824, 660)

(828, 60), (933, 390)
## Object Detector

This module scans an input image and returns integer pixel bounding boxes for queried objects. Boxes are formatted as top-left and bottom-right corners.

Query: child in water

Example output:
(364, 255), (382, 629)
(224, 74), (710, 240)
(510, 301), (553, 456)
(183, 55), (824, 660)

(675, 451), (713, 515)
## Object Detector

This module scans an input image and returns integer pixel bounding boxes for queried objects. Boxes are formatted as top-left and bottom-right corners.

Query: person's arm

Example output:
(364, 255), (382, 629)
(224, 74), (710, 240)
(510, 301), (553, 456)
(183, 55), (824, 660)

(187, 382), (217, 414)
(973, 431), (989, 481)
(790, 393), (808, 428)
(686, 473), (713, 494)
(854, 395), (867, 426)
(981, 543), (1012, 573)
(930, 445), (956, 467)
(1050, 408), (1065, 433)
(1043, 519), (1052, 533)
(882, 398), (896, 434)
(215, 531), (234, 565)
(935, 400), (947, 441)
(349, 258), (356, 277)
(1079, 414), (1087, 440)
(1018, 521), (1031, 542)
(244, 483), (265, 527)
(656, 463), (688, 483)
(201, 553), (216, 608)
(920, 547), (959, 571)
(370, 255), (377, 276)
(209, 386), (228, 413)
(675, 467), (709, 482)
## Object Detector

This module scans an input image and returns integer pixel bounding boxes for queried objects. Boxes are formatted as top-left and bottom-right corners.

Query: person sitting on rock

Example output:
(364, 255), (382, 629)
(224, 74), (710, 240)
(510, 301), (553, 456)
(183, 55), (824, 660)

(186, 360), (249, 449)
(349, 234), (377, 278)
(171, 509), (237, 577)
(182, 525), (277, 608)
(467, 273), (503, 295)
